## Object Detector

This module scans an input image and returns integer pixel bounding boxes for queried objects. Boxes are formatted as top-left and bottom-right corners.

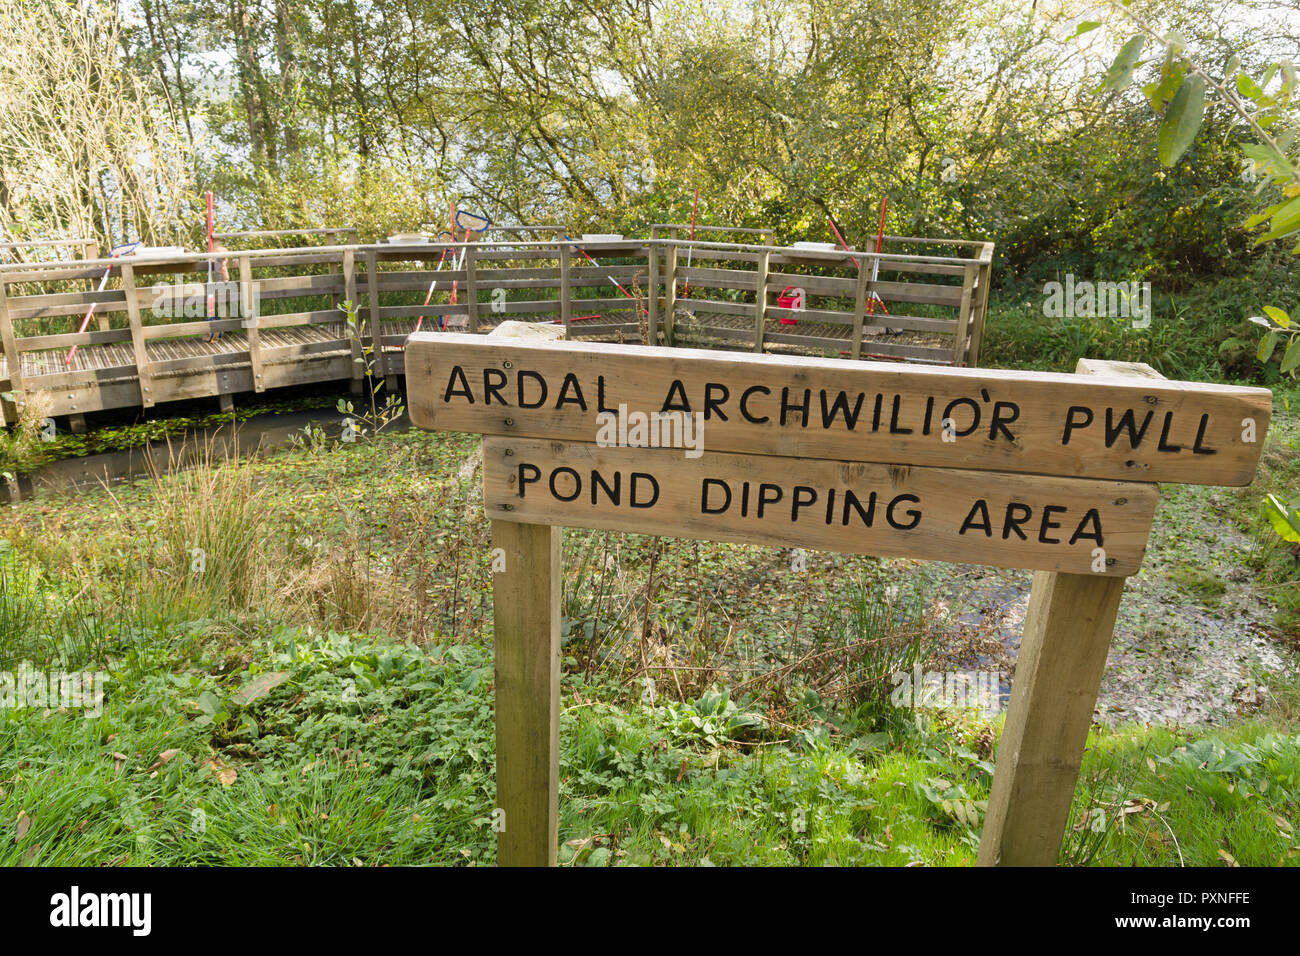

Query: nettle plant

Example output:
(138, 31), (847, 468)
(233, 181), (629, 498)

(1088, 2), (1299, 542)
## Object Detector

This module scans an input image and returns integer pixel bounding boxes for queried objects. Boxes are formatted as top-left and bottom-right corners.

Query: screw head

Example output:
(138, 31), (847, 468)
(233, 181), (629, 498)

(503, 360), (513, 369)
(504, 418), (514, 426)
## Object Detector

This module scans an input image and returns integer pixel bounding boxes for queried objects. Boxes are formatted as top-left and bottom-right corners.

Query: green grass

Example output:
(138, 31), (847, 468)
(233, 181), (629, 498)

(3, 610), (1297, 866)
(0, 419), (1296, 866)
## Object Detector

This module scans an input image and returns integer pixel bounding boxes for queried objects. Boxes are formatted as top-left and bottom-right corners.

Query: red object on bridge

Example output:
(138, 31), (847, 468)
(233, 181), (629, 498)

(777, 286), (801, 325)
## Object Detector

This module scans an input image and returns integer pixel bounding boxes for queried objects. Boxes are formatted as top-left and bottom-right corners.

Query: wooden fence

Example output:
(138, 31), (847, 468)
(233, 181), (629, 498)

(0, 234), (993, 426)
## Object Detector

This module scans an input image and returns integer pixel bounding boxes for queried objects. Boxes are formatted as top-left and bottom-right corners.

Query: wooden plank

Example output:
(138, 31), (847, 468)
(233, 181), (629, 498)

(342, 248), (363, 388)
(483, 438), (1156, 575)
(475, 267), (562, 283)
(465, 245), (479, 334)
(851, 257), (869, 360)
(364, 250), (388, 382)
(120, 263), (153, 408)
(0, 279), (24, 400)
(141, 318), (245, 339)
(18, 328), (135, 350)
(754, 251), (769, 354)
(953, 263), (976, 367)
(968, 256), (994, 366)
(240, 255), (265, 392)
(568, 266), (644, 283)
(559, 241), (572, 335)
(5, 289), (127, 321)
(683, 298), (752, 318)
(662, 245), (679, 347)
(254, 273), (347, 295)
(646, 243), (659, 344)
(404, 334), (1272, 485)
(765, 272), (857, 297)
(375, 270), (467, 293)
(491, 518), (562, 866)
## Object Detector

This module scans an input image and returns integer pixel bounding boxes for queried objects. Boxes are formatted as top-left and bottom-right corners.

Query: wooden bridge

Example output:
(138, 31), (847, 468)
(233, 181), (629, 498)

(0, 232), (993, 429)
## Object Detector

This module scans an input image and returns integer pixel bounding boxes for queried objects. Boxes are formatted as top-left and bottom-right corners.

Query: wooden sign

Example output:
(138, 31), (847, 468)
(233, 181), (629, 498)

(482, 438), (1157, 576)
(405, 326), (1269, 870)
(406, 335), (1271, 485)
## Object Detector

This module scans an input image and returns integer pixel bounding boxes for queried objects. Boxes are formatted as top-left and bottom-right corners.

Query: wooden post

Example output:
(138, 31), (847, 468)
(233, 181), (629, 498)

(967, 244), (995, 367)
(342, 249), (364, 396)
(753, 250), (770, 353)
(121, 262), (154, 408)
(485, 320), (565, 866)
(239, 255), (264, 392)
(0, 279), (24, 412)
(83, 241), (110, 332)
(661, 244), (679, 348)
(491, 518), (562, 866)
(976, 358), (1159, 866)
(851, 256), (869, 361)
(646, 239), (659, 344)
(364, 250), (390, 388)
(976, 571), (1126, 866)
(559, 240), (572, 335)
(952, 262), (977, 367)
(465, 245), (479, 334)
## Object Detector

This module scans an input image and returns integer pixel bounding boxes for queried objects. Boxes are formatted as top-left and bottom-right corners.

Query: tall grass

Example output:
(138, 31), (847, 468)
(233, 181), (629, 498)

(0, 546), (49, 668)
(106, 436), (268, 615)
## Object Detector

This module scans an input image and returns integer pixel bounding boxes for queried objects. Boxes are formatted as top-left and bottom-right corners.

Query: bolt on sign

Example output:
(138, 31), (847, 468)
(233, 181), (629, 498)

(406, 327), (1271, 867)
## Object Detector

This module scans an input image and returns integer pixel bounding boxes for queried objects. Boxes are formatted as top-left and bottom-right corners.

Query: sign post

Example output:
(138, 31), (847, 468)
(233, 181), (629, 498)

(407, 330), (1271, 866)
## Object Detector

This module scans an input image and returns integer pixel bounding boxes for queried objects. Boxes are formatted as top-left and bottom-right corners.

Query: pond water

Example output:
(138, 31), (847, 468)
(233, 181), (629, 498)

(1, 408), (410, 504)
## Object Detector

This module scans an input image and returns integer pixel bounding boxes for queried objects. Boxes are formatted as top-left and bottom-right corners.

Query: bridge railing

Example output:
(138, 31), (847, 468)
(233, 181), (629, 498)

(0, 235), (994, 421)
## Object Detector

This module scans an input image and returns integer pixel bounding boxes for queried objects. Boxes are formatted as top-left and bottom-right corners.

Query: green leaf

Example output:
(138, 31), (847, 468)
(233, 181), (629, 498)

(1236, 73), (1265, 100)
(1282, 337), (1300, 375)
(1256, 196), (1300, 242)
(1263, 305), (1292, 327)
(1103, 35), (1146, 91)
(1073, 21), (1102, 38)
(1258, 331), (1280, 362)
(1158, 75), (1206, 165)
(1265, 495), (1300, 543)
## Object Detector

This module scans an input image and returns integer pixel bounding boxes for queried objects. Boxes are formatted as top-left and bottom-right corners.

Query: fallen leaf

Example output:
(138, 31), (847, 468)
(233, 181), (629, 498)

(22, 843), (39, 865)
(201, 758), (237, 786)
(1218, 848), (1239, 867)
(231, 671), (290, 706)
(676, 758), (689, 782)
(15, 811), (30, 842)
(146, 749), (180, 773)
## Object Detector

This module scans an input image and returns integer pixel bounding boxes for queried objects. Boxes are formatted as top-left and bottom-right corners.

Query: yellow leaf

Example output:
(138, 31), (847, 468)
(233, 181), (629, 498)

(1218, 848), (1239, 866)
